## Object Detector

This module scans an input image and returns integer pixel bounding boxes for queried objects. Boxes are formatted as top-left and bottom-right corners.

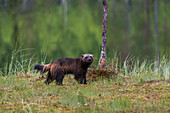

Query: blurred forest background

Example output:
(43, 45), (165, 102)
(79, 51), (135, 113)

(0, 0), (170, 67)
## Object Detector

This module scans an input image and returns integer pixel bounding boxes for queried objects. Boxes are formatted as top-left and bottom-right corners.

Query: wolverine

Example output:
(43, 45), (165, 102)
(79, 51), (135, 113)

(34, 54), (94, 85)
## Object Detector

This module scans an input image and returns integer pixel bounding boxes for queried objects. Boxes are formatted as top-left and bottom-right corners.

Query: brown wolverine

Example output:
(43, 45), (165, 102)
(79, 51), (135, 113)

(34, 54), (94, 85)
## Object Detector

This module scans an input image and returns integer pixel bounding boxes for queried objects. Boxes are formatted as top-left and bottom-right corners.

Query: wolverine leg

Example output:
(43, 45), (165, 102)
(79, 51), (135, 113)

(74, 75), (78, 81)
(84, 76), (87, 84)
(75, 74), (82, 84)
(81, 73), (87, 84)
(80, 77), (83, 84)
(44, 72), (54, 84)
(55, 71), (64, 85)
(58, 75), (64, 85)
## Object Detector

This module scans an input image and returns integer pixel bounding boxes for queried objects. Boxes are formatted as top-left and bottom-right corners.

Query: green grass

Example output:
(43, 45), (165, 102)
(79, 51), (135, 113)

(0, 72), (169, 112)
(0, 50), (169, 112)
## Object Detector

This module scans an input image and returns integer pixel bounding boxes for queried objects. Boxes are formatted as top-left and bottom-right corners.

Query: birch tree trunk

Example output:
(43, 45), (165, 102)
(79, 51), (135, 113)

(99, 0), (108, 69)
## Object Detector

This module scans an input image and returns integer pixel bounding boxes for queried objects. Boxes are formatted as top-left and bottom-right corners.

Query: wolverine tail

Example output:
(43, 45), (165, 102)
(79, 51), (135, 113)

(34, 64), (51, 73)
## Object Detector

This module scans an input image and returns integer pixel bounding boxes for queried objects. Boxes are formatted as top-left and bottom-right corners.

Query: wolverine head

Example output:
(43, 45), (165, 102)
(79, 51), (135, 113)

(81, 54), (94, 64)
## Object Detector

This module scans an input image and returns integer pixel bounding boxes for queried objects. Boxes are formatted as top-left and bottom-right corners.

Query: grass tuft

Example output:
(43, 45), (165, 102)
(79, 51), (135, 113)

(0, 50), (169, 112)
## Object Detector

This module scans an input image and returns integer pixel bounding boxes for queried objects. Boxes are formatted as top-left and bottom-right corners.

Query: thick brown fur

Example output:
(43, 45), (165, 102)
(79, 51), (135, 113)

(34, 54), (94, 85)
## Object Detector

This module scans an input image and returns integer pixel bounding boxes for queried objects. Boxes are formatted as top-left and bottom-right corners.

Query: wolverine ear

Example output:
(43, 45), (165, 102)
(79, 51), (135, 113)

(92, 55), (94, 59)
(89, 54), (94, 59)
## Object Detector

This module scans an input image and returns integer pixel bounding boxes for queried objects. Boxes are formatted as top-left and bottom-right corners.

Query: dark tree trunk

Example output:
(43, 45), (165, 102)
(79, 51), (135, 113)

(99, 0), (108, 69)
(22, 0), (28, 11)
(144, 0), (151, 55)
(11, 13), (19, 48)
(128, 0), (132, 36)
(154, 0), (160, 65)
(123, 0), (129, 57)
(163, 0), (168, 51)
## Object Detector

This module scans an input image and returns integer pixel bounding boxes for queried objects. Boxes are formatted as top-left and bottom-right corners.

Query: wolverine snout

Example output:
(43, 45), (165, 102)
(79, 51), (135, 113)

(87, 58), (92, 62)
(84, 56), (93, 63)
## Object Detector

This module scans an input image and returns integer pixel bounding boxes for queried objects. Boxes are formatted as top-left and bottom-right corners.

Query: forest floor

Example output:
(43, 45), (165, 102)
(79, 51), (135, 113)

(0, 69), (169, 113)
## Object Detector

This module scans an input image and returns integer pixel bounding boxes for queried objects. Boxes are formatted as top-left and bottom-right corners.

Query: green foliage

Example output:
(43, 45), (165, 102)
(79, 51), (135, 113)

(0, 0), (170, 67)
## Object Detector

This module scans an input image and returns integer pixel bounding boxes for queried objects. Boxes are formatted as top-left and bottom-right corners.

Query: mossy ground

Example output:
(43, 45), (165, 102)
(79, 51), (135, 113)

(0, 69), (169, 113)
